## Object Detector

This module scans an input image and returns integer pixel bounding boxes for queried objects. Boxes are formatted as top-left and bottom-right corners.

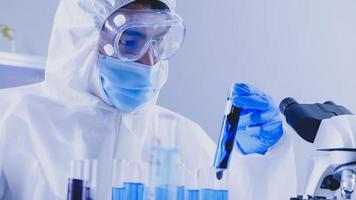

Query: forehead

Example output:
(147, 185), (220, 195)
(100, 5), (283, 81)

(122, 0), (170, 10)
(108, 9), (170, 28)
(122, 26), (170, 39)
(123, 2), (154, 10)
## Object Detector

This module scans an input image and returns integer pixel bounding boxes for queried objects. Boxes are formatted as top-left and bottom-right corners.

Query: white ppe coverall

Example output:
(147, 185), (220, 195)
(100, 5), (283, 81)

(0, 0), (297, 199)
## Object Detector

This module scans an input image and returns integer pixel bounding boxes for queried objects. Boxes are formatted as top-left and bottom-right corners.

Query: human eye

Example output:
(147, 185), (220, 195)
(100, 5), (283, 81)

(119, 37), (137, 47)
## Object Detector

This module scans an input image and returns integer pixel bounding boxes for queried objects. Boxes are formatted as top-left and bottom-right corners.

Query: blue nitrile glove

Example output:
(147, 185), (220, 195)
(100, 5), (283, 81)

(232, 83), (283, 155)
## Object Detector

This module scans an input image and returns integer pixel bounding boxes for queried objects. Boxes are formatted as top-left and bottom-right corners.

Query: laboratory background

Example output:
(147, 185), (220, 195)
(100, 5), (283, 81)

(1, 0), (356, 197)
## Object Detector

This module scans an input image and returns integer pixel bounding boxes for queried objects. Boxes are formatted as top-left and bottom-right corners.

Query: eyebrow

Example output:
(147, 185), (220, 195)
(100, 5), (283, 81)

(124, 30), (146, 39)
(154, 26), (170, 38)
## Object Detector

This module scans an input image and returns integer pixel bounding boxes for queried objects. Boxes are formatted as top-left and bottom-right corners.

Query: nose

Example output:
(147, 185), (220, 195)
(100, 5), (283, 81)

(136, 48), (155, 66)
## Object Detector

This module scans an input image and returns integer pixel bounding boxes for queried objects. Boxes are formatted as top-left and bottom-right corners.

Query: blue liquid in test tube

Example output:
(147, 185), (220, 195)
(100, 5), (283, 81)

(67, 178), (92, 200)
(201, 189), (228, 200)
(67, 179), (84, 200)
(124, 182), (144, 200)
(85, 186), (93, 200)
(188, 189), (200, 200)
(213, 89), (241, 180)
(155, 187), (168, 200)
(216, 190), (228, 200)
(201, 189), (214, 200)
(112, 187), (125, 200)
(154, 186), (184, 200)
(176, 186), (185, 200)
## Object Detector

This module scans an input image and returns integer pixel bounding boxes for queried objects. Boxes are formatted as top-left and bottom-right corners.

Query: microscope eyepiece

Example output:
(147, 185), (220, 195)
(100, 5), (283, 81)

(279, 97), (352, 143)
(279, 97), (298, 115)
(324, 101), (336, 105)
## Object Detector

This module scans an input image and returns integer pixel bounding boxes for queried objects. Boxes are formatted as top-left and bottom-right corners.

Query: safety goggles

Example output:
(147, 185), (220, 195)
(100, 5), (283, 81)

(99, 9), (186, 63)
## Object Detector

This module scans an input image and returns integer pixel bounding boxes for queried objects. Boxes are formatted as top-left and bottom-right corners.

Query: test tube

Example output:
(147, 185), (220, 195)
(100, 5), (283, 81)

(214, 170), (229, 200)
(213, 88), (241, 180)
(149, 114), (179, 200)
(186, 169), (200, 200)
(199, 167), (229, 200)
(152, 150), (178, 200)
(125, 161), (146, 200)
(176, 164), (186, 200)
(67, 160), (87, 200)
(84, 159), (97, 200)
(112, 160), (148, 200)
(67, 159), (97, 200)
(112, 160), (126, 200)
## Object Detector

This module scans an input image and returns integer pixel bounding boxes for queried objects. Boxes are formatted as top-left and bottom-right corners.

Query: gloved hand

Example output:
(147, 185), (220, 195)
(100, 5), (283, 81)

(232, 83), (283, 155)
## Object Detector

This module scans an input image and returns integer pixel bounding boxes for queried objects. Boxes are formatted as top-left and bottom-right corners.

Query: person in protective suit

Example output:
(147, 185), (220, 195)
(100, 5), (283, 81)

(0, 0), (297, 199)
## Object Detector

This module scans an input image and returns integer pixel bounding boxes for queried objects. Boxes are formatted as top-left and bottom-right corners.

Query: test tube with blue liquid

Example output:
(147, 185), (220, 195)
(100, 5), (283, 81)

(149, 114), (179, 200)
(111, 160), (147, 200)
(186, 169), (200, 200)
(213, 86), (241, 180)
(67, 159), (97, 200)
(111, 160), (126, 200)
(176, 164), (186, 200)
(199, 167), (229, 200)
(85, 159), (97, 200)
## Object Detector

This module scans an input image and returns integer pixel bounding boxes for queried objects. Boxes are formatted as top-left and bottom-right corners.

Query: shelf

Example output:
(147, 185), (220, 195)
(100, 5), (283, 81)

(0, 51), (46, 70)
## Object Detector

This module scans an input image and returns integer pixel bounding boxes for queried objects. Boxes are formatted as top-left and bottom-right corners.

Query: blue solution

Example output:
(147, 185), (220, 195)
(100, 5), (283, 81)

(154, 186), (184, 200)
(84, 186), (93, 200)
(124, 182), (145, 200)
(67, 178), (85, 200)
(213, 90), (241, 180)
(201, 189), (214, 200)
(176, 186), (185, 200)
(112, 187), (125, 200)
(151, 147), (178, 184)
(155, 187), (168, 200)
(201, 189), (228, 200)
(187, 189), (200, 200)
(217, 190), (228, 200)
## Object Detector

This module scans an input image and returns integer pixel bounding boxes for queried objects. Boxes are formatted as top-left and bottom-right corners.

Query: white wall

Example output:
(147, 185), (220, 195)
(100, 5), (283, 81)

(160, 0), (356, 140)
(158, 0), (356, 193)
(2, 0), (356, 139)
(0, 0), (59, 55)
(1, 0), (356, 194)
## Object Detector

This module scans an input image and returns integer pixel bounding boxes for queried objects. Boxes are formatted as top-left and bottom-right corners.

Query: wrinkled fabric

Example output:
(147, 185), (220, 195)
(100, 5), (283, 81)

(232, 83), (284, 155)
(98, 55), (164, 112)
(0, 0), (297, 199)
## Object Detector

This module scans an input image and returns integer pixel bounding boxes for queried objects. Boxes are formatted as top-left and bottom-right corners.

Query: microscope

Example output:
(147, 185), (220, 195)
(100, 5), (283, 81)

(280, 98), (356, 200)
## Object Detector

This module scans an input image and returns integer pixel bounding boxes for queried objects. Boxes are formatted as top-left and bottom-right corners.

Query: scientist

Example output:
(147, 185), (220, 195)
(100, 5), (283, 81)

(0, 0), (297, 199)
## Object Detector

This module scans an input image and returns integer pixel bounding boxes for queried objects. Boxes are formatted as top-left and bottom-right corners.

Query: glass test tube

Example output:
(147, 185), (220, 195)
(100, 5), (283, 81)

(186, 169), (200, 200)
(124, 161), (146, 200)
(213, 88), (241, 180)
(67, 160), (87, 200)
(149, 115), (179, 200)
(199, 167), (229, 200)
(67, 159), (97, 200)
(112, 160), (147, 200)
(176, 164), (185, 200)
(112, 160), (126, 200)
(84, 159), (97, 200)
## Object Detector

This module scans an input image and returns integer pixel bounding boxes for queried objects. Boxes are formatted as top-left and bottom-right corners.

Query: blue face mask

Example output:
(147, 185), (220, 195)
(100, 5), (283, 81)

(97, 55), (162, 112)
